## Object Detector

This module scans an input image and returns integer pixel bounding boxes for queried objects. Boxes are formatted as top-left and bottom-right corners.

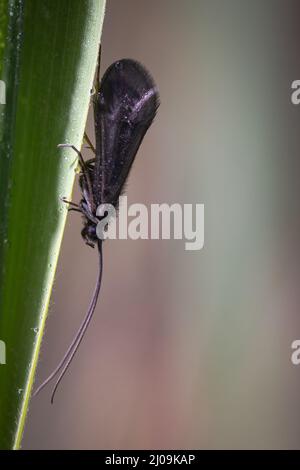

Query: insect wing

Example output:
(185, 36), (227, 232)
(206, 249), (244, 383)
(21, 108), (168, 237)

(93, 59), (159, 206)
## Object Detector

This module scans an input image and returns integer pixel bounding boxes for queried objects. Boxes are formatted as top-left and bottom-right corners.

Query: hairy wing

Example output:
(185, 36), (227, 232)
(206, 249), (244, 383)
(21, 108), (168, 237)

(93, 59), (159, 207)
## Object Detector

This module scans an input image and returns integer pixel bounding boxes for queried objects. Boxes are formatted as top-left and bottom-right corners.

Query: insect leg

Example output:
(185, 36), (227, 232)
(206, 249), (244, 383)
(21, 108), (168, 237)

(86, 158), (96, 165)
(57, 144), (94, 209)
(84, 239), (95, 248)
(84, 132), (96, 155)
(60, 197), (79, 208)
(58, 144), (86, 171)
(68, 207), (82, 213)
(60, 197), (82, 214)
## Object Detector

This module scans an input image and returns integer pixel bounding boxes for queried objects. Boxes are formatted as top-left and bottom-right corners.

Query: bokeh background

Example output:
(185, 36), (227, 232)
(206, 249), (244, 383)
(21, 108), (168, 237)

(23, 0), (300, 449)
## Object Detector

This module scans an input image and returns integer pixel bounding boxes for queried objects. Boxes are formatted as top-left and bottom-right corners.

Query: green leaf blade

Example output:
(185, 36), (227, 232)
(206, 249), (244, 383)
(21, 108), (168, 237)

(0, 0), (106, 449)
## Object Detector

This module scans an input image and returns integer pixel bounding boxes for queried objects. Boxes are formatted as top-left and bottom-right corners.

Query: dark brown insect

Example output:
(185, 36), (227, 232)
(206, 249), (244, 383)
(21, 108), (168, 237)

(34, 51), (159, 403)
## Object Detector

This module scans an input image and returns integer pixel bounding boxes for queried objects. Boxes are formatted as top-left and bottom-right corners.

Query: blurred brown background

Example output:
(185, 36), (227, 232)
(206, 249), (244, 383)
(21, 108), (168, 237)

(24, 0), (300, 449)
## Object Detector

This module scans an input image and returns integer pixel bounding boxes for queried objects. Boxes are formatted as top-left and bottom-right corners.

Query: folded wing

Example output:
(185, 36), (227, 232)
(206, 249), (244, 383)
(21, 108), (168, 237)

(93, 59), (160, 207)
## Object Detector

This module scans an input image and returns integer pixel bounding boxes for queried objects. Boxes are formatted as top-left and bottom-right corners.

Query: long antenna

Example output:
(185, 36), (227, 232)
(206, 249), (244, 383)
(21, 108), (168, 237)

(33, 241), (103, 401)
